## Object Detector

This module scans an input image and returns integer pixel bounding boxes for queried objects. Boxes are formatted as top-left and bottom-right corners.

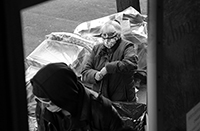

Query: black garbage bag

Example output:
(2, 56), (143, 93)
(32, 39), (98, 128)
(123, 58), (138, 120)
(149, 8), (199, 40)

(112, 102), (147, 131)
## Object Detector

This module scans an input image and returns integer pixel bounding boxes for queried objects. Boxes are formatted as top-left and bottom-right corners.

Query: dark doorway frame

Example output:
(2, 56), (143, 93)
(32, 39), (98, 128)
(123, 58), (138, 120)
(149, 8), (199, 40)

(1, 0), (48, 130)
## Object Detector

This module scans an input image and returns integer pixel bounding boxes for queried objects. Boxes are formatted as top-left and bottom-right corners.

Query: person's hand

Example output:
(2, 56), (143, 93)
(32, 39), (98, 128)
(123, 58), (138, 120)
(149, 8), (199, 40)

(100, 67), (107, 76)
(95, 72), (104, 81)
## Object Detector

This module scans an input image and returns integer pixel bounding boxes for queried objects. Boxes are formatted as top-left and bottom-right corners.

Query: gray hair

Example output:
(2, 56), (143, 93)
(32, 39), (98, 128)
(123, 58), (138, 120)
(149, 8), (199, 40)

(100, 20), (122, 34)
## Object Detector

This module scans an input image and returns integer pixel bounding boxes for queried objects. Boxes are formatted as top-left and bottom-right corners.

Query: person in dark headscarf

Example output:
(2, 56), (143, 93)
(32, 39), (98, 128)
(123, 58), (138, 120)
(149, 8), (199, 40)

(31, 62), (132, 131)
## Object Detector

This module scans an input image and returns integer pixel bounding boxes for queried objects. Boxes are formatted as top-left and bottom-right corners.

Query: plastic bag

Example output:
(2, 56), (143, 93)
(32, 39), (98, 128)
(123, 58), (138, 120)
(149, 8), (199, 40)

(112, 101), (147, 131)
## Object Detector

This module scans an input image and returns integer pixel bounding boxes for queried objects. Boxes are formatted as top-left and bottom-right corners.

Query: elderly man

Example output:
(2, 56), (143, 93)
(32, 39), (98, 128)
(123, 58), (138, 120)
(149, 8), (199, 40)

(81, 20), (138, 102)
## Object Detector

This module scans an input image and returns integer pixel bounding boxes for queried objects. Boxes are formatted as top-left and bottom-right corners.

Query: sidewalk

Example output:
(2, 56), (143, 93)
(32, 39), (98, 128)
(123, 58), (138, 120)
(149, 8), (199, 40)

(21, 0), (147, 57)
(21, 0), (116, 57)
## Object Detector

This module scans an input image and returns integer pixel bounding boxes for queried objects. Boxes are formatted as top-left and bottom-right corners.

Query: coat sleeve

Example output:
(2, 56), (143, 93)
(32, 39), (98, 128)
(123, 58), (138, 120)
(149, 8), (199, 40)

(81, 46), (98, 84)
(105, 44), (138, 74)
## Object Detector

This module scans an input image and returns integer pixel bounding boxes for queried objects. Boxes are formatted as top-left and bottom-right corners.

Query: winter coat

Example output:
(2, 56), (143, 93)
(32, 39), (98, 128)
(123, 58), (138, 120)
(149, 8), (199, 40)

(81, 38), (138, 102)
(35, 87), (125, 131)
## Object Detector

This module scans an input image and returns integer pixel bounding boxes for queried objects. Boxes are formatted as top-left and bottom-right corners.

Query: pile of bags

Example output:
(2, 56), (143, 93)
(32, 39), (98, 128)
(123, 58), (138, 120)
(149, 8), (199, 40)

(25, 6), (148, 131)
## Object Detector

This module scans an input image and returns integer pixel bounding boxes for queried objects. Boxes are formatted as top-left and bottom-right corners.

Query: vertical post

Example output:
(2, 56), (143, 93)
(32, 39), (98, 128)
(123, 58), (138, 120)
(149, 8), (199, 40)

(0, 0), (29, 130)
(147, 0), (162, 130)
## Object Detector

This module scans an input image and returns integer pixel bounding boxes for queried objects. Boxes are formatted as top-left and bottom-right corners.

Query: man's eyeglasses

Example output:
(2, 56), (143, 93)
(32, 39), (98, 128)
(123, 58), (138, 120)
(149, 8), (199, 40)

(101, 32), (118, 39)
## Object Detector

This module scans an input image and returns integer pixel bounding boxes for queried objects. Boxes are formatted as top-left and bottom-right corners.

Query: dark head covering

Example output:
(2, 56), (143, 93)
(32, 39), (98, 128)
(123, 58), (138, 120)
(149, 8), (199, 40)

(31, 62), (84, 117)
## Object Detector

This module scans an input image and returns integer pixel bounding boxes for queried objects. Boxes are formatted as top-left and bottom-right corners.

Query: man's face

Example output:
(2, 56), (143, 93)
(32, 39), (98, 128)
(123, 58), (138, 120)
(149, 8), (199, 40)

(101, 32), (120, 49)
(101, 22), (121, 49)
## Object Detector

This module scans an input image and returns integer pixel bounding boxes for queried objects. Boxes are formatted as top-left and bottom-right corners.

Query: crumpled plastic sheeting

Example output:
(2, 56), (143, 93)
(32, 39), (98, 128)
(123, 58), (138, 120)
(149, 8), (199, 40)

(74, 6), (148, 70)
(26, 66), (40, 131)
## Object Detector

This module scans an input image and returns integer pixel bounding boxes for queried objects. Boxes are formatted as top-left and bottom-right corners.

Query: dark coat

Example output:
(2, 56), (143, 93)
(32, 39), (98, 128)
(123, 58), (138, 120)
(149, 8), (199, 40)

(81, 38), (138, 102)
(35, 87), (125, 131)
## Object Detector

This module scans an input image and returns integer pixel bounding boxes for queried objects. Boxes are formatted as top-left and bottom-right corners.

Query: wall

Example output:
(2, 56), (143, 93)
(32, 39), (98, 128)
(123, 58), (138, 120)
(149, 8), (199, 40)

(162, 0), (200, 130)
